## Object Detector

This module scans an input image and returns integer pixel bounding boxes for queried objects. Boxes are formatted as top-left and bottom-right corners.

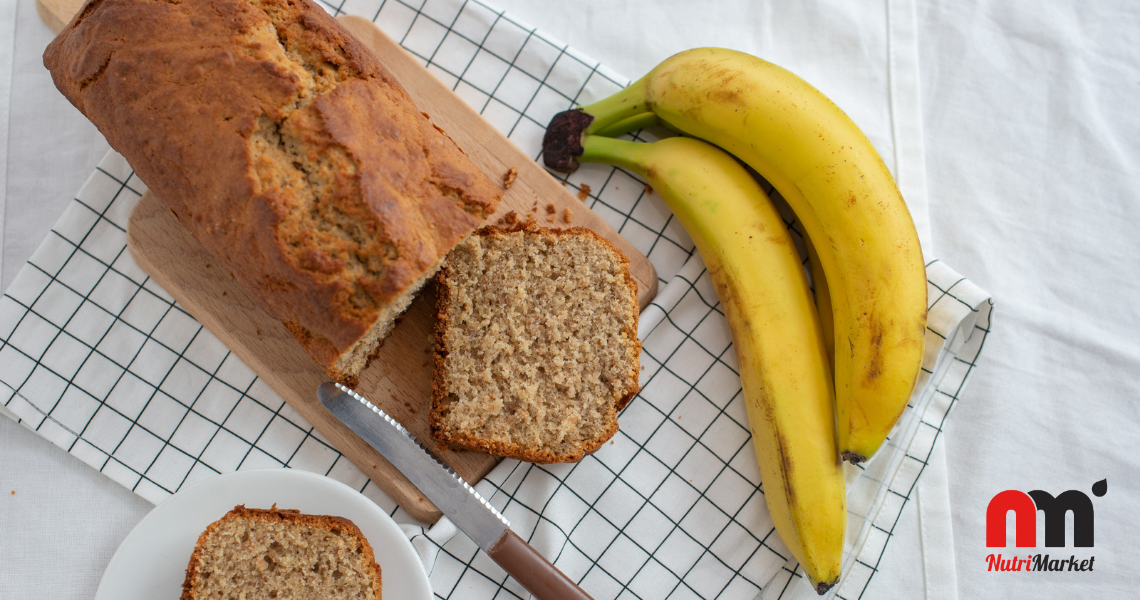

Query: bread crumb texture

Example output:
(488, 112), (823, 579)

(182, 505), (381, 600)
(431, 224), (640, 463)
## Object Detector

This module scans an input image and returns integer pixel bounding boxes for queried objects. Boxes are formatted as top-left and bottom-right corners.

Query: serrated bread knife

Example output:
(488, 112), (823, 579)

(318, 382), (593, 600)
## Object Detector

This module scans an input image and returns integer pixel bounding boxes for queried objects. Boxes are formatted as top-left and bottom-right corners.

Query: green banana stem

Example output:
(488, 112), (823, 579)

(580, 76), (652, 134)
(542, 79), (652, 173)
(591, 112), (660, 137)
(579, 134), (653, 172)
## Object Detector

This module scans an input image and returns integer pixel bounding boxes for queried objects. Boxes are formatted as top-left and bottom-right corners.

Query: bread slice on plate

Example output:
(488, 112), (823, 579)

(181, 505), (382, 600)
(430, 222), (641, 463)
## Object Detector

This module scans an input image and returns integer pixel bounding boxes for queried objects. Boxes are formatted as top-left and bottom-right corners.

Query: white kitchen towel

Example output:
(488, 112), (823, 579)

(0, 0), (992, 598)
(0, 0), (17, 277)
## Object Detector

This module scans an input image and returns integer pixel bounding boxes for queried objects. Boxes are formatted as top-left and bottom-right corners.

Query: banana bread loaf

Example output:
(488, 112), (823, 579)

(182, 505), (382, 600)
(430, 223), (641, 463)
(43, 0), (501, 383)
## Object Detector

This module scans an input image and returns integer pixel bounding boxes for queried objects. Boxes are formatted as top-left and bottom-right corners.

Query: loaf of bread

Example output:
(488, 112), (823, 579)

(182, 505), (382, 600)
(430, 223), (641, 463)
(43, 0), (501, 383)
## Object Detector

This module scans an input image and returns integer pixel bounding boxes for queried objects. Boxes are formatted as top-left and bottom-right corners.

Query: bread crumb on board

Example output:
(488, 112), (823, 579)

(496, 211), (542, 228)
(563, 207), (573, 223)
(503, 167), (518, 189)
(545, 203), (556, 214)
(577, 184), (591, 201)
(497, 211), (520, 226)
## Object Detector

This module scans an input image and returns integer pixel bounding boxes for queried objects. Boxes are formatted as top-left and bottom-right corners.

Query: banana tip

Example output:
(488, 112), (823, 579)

(542, 109), (592, 173)
(841, 451), (866, 465)
(815, 577), (839, 596)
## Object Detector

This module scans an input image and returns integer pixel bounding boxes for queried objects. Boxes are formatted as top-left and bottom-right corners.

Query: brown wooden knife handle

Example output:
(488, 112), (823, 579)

(487, 529), (594, 600)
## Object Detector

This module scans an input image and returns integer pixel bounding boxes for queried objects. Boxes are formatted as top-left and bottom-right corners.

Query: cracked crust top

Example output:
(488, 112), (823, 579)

(43, 0), (501, 373)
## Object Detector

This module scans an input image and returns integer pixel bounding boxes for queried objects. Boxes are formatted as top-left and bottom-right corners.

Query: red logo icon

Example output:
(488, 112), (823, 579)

(986, 479), (1107, 548)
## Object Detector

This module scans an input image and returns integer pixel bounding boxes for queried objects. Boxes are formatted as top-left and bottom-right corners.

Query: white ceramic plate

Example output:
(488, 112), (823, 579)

(95, 468), (432, 599)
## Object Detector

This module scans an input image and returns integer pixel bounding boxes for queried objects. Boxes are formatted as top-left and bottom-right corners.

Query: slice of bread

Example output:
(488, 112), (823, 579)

(181, 505), (382, 600)
(430, 222), (641, 463)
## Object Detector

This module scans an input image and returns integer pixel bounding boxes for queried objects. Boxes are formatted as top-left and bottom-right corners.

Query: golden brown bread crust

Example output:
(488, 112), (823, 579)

(429, 222), (641, 463)
(181, 504), (382, 600)
(43, 0), (500, 381)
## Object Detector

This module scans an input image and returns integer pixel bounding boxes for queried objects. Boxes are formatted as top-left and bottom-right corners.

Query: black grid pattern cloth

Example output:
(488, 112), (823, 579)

(0, 1), (993, 598)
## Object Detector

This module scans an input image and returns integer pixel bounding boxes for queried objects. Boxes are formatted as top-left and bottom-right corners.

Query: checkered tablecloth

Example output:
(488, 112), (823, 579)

(0, 0), (992, 598)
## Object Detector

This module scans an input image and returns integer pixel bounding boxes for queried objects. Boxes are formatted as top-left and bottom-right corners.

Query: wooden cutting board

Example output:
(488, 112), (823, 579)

(40, 4), (658, 521)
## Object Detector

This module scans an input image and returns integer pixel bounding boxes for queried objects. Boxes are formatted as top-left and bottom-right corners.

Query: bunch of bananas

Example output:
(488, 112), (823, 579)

(543, 48), (927, 594)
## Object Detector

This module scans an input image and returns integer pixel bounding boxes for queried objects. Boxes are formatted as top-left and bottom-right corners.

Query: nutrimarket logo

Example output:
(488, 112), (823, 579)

(985, 479), (1106, 572)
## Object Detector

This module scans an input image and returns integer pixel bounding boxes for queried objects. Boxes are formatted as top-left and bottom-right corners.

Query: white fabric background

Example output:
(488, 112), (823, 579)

(1, 1), (1136, 600)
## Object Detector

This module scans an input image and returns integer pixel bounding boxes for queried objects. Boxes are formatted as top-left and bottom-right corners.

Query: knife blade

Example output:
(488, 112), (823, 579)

(318, 382), (594, 600)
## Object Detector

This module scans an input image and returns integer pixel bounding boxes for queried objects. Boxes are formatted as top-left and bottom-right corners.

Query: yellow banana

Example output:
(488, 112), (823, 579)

(805, 236), (834, 370)
(546, 47), (927, 463)
(578, 135), (844, 593)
